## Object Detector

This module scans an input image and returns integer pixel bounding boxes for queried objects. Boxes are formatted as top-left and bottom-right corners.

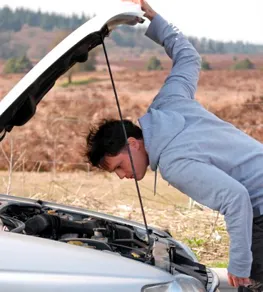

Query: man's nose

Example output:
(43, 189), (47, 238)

(115, 169), (125, 179)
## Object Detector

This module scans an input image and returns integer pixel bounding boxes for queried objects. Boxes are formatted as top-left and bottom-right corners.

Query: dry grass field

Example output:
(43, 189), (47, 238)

(1, 55), (263, 267)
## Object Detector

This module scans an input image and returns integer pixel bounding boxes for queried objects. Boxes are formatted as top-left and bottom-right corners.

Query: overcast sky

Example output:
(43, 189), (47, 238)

(1, 0), (262, 44)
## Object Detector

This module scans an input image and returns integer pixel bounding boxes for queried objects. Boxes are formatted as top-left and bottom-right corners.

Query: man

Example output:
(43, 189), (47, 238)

(85, 0), (263, 290)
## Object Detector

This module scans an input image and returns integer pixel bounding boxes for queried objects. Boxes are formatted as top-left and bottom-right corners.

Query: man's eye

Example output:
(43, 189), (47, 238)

(115, 165), (122, 171)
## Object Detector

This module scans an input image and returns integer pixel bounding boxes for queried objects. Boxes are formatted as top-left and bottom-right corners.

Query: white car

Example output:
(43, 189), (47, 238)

(0, 2), (220, 291)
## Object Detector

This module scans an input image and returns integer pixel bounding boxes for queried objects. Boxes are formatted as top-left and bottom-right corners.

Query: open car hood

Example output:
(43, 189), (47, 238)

(0, 2), (145, 140)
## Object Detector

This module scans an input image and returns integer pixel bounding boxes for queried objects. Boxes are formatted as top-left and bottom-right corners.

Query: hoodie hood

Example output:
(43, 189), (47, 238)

(139, 108), (185, 171)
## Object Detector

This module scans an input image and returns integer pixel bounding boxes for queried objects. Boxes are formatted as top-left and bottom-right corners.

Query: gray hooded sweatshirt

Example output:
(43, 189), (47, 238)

(139, 14), (263, 278)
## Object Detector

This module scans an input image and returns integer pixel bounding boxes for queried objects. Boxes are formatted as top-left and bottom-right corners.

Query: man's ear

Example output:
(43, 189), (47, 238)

(127, 137), (140, 150)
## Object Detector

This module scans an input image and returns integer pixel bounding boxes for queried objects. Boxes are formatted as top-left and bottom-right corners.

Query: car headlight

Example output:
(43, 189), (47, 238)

(142, 274), (206, 292)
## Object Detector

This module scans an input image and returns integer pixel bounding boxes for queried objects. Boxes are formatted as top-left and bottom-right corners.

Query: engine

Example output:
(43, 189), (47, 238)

(0, 201), (151, 263)
(0, 199), (212, 290)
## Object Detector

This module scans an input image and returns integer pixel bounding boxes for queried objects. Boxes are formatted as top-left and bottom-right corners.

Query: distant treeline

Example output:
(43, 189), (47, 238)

(0, 6), (90, 31)
(0, 6), (263, 58)
(188, 36), (263, 55)
(111, 26), (263, 54)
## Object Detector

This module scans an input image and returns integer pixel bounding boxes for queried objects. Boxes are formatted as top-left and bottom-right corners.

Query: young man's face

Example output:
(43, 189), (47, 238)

(102, 138), (149, 180)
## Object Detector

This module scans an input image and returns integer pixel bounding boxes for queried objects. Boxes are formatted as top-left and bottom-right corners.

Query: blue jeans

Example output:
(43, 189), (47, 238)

(238, 215), (263, 291)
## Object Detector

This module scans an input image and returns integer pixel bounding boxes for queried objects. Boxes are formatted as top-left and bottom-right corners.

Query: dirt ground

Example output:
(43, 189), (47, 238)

(1, 59), (263, 267)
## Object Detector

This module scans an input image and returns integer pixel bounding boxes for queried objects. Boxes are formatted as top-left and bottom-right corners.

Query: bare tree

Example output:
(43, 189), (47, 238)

(0, 135), (26, 194)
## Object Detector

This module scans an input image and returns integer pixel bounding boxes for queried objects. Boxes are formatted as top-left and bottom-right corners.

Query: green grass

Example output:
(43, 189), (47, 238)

(185, 237), (206, 247)
(61, 78), (99, 88)
(210, 261), (228, 268)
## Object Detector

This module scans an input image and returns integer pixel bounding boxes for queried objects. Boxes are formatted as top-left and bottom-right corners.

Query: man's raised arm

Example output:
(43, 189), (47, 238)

(145, 12), (201, 100)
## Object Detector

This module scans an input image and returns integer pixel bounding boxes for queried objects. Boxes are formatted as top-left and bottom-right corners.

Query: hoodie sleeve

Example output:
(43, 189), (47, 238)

(160, 158), (253, 278)
(145, 14), (201, 100)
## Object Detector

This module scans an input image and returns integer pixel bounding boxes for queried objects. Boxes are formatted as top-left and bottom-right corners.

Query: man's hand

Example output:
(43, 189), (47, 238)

(228, 272), (251, 288)
(121, 0), (157, 21)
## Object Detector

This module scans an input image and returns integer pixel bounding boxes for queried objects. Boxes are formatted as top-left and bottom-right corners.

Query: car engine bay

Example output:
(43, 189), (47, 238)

(0, 198), (216, 290)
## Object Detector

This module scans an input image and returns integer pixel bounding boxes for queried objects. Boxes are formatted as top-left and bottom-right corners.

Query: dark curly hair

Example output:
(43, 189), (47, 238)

(85, 119), (143, 168)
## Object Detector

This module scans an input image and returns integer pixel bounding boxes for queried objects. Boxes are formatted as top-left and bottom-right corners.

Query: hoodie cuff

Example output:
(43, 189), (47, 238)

(145, 14), (169, 46)
(227, 258), (252, 278)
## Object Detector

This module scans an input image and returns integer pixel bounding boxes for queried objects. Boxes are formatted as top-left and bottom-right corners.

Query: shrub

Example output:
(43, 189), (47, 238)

(201, 57), (212, 70)
(231, 58), (255, 70)
(4, 55), (33, 73)
(3, 58), (16, 74)
(146, 56), (163, 71)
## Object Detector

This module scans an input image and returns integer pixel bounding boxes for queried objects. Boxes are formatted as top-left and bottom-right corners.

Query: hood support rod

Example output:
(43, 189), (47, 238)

(101, 34), (151, 251)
